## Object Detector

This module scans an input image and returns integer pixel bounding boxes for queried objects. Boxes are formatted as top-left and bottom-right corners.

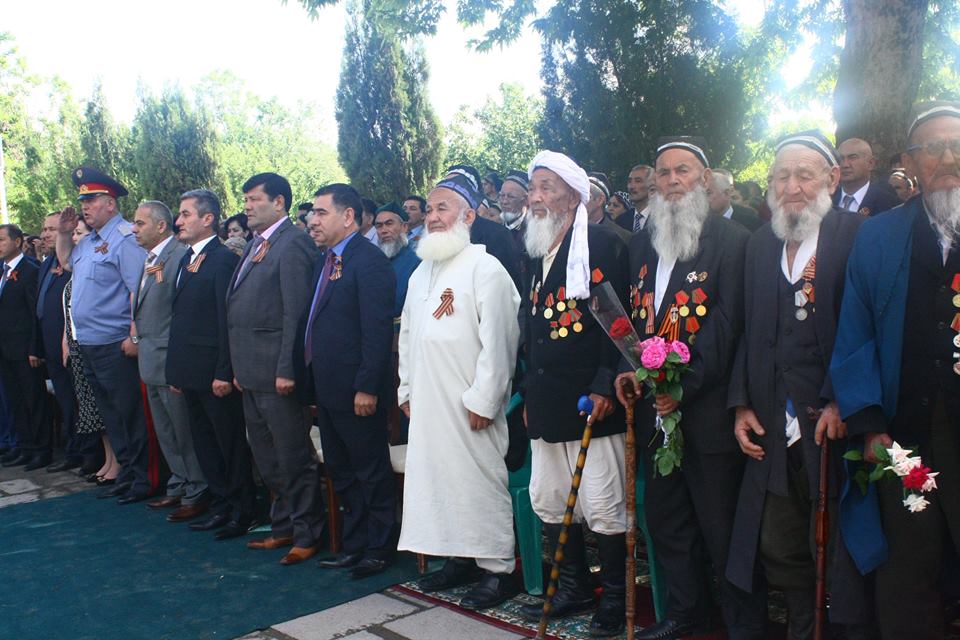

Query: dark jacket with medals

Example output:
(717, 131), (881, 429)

(725, 212), (868, 613)
(524, 222), (629, 443)
(626, 214), (748, 454)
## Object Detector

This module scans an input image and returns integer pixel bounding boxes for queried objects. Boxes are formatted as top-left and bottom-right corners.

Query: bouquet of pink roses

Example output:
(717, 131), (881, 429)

(589, 283), (691, 476)
(843, 441), (939, 513)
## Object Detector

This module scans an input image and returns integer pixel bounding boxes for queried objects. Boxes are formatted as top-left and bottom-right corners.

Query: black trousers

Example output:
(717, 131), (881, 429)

(875, 398), (960, 640)
(46, 362), (99, 462)
(79, 342), (149, 494)
(0, 355), (50, 454)
(181, 388), (256, 520)
(315, 404), (395, 557)
(644, 445), (767, 639)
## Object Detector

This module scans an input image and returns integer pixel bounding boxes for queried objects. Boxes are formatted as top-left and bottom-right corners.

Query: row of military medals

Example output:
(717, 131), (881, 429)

(952, 274), (960, 375)
(531, 280), (584, 339)
(794, 255), (816, 322)
(630, 266), (709, 344)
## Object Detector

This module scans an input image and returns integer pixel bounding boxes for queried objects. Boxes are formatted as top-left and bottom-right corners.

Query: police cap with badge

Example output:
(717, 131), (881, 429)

(72, 167), (128, 200)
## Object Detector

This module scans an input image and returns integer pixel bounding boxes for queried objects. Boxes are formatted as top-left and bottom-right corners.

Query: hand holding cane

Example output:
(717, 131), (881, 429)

(536, 395), (596, 640)
(620, 378), (638, 640)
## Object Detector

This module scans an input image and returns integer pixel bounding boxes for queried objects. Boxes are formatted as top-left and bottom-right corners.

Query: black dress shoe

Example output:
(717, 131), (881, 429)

(318, 551), (364, 569)
(417, 558), (483, 592)
(47, 458), (81, 473)
(2, 452), (32, 467)
(635, 618), (704, 640)
(97, 483), (132, 499)
(213, 519), (253, 541)
(117, 492), (151, 505)
(24, 453), (53, 471)
(79, 458), (105, 476)
(349, 557), (390, 580)
(459, 572), (519, 610)
(96, 477), (117, 487)
(189, 512), (231, 531)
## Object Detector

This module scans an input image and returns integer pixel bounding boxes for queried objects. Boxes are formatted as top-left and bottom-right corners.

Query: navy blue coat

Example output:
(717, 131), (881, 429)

(166, 239), (239, 391)
(32, 255), (71, 370)
(305, 234), (396, 412)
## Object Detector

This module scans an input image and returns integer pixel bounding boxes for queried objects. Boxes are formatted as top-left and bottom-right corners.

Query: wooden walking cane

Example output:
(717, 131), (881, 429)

(536, 395), (596, 640)
(814, 437), (829, 640)
(620, 378), (638, 640)
(808, 407), (829, 640)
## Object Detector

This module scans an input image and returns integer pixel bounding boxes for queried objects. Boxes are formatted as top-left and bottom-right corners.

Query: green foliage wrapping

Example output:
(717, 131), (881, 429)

(336, 0), (443, 203)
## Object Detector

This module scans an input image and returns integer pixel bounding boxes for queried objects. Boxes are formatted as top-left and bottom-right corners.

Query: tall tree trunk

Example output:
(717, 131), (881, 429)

(834, 0), (928, 170)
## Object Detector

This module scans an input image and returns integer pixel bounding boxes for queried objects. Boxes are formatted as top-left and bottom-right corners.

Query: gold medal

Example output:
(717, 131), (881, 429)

(557, 301), (566, 312)
(544, 308), (554, 319)
(639, 308), (647, 320)
(954, 362), (960, 376)
(558, 327), (568, 338)
(550, 330), (559, 340)
(796, 308), (808, 321)
(695, 304), (707, 317)
(953, 294), (960, 308)
(573, 322), (583, 333)
(954, 335), (960, 348)
(679, 305), (690, 317)
(568, 299), (577, 309)
(688, 334), (697, 345)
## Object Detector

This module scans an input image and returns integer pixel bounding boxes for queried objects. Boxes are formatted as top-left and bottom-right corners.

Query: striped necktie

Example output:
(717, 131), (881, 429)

(840, 194), (856, 211)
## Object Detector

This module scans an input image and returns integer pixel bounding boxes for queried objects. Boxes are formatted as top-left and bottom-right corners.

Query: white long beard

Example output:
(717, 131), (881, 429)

(926, 187), (960, 245)
(524, 208), (569, 258)
(769, 187), (832, 243)
(648, 186), (710, 263)
(380, 233), (408, 259)
(416, 219), (471, 262)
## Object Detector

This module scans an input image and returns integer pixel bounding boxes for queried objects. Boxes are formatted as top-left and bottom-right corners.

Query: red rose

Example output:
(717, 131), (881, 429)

(654, 370), (666, 382)
(903, 465), (932, 491)
(610, 317), (632, 339)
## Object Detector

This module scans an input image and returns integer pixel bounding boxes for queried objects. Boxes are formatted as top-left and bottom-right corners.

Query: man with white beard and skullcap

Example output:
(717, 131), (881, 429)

(615, 137), (766, 640)
(397, 165), (522, 610)
(725, 131), (874, 639)
(832, 101), (960, 639)
(517, 150), (630, 637)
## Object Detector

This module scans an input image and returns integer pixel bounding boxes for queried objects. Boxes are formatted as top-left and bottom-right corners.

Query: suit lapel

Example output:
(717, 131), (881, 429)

(232, 218), (293, 291)
(314, 233), (361, 315)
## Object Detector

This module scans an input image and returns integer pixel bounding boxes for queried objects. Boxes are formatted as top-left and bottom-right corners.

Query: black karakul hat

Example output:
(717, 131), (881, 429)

(503, 169), (529, 191)
(72, 166), (129, 200)
(655, 136), (710, 168)
(774, 130), (839, 168)
(436, 164), (483, 209)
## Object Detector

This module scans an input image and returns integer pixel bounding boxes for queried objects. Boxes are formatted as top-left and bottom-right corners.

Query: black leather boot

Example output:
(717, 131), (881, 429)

(519, 523), (596, 621)
(782, 589), (815, 640)
(590, 532), (626, 637)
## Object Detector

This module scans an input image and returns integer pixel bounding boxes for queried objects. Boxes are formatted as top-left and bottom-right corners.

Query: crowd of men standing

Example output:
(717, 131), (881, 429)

(0, 99), (958, 640)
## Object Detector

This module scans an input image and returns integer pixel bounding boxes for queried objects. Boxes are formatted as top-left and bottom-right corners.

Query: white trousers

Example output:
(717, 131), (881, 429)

(476, 556), (517, 574)
(529, 434), (627, 535)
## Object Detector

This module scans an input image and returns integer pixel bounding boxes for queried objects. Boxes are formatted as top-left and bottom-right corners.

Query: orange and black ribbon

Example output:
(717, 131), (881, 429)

(94, 242), (109, 254)
(432, 288), (455, 319)
(186, 253), (206, 273)
(145, 262), (164, 283)
(251, 239), (270, 263)
(656, 305), (681, 342)
(330, 255), (343, 281)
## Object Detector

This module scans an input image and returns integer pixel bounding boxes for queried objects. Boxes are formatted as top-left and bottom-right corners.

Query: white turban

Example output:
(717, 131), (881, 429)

(528, 150), (592, 300)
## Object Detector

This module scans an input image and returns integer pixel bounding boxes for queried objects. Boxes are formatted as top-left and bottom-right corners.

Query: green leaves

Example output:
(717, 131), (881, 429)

(652, 410), (685, 477)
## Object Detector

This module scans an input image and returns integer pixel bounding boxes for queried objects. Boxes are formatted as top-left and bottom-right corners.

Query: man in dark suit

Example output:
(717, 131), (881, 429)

(587, 175), (632, 245)
(132, 201), (209, 519)
(707, 169), (763, 232)
(166, 189), (257, 541)
(834, 137), (902, 216)
(33, 211), (100, 472)
(0, 224), (50, 470)
(227, 173), (325, 565)
(615, 137), (766, 640)
(306, 183), (397, 579)
(517, 151), (630, 637)
(726, 132), (873, 639)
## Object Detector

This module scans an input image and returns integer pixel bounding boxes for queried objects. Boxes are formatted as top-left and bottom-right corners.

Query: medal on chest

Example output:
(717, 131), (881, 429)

(951, 274), (960, 375)
(532, 280), (584, 339)
(654, 284), (709, 345)
(794, 255), (816, 321)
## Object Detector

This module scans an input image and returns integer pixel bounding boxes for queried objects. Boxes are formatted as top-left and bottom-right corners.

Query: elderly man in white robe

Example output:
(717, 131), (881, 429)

(397, 165), (522, 610)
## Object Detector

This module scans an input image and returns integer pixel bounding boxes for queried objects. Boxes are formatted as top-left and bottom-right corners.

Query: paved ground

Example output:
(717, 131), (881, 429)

(0, 454), (528, 640)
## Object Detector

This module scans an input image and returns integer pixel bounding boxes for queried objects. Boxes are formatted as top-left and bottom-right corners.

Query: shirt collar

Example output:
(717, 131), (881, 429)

(780, 227), (820, 284)
(331, 231), (357, 256)
(5, 253), (24, 271)
(722, 205), (734, 220)
(841, 182), (870, 206)
(190, 235), (217, 256)
(255, 216), (288, 241)
(148, 235), (175, 260)
(93, 213), (123, 240)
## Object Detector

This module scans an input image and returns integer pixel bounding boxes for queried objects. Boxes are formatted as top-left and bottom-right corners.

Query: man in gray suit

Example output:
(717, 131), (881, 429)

(131, 201), (208, 521)
(227, 173), (325, 566)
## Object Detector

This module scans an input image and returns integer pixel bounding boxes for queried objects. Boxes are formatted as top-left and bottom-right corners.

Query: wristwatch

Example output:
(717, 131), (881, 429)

(130, 335), (141, 345)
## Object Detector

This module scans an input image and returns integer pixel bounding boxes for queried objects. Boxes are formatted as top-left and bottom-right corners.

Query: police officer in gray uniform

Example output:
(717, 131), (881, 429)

(56, 168), (151, 504)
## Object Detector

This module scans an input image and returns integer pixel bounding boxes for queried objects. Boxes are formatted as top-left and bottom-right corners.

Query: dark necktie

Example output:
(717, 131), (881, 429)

(304, 251), (337, 366)
(234, 235), (265, 287)
(841, 194), (856, 211)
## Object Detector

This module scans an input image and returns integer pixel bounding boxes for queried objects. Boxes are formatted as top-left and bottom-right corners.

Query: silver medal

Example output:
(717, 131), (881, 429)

(795, 308), (808, 321)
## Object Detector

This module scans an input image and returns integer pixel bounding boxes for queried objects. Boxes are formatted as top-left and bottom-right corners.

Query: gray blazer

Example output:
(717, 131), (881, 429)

(227, 218), (318, 392)
(134, 237), (188, 386)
